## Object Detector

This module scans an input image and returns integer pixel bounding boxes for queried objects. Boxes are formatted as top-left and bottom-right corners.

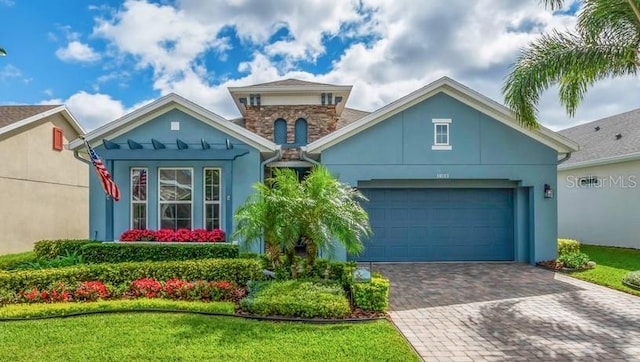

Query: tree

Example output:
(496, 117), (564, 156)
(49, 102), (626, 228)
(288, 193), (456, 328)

(503, 0), (640, 128)
(233, 168), (302, 270)
(0, 48), (6, 56)
(233, 166), (372, 273)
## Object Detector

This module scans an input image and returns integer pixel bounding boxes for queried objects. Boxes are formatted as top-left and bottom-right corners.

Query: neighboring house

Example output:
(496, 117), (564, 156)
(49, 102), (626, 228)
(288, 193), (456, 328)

(0, 105), (88, 254)
(558, 109), (640, 249)
(69, 77), (577, 263)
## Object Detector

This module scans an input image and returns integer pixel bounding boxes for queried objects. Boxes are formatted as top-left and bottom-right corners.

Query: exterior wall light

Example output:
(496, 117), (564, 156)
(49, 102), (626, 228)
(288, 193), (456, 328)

(544, 184), (553, 199)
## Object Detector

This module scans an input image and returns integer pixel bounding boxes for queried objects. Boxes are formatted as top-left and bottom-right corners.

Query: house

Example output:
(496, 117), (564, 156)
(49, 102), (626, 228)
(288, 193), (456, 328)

(558, 109), (640, 249)
(69, 77), (578, 263)
(0, 105), (88, 254)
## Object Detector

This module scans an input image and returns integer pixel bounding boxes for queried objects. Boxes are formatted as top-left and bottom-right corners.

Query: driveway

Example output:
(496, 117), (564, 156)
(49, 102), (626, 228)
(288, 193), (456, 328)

(372, 263), (640, 361)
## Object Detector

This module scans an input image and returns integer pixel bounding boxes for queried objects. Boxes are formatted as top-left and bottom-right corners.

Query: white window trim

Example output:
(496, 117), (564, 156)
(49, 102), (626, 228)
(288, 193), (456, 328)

(432, 118), (452, 150)
(203, 167), (223, 230)
(158, 167), (194, 230)
(130, 167), (148, 229)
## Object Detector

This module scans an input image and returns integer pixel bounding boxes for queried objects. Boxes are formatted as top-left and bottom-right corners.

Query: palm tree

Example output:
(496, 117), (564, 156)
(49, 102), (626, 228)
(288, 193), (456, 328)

(298, 166), (371, 270)
(503, 0), (640, 128)
(233, 165), (372, 273)
(233, 168), (302, 270)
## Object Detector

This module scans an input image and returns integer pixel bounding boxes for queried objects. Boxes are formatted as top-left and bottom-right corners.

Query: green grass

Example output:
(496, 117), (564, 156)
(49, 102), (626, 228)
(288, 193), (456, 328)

(0, 299), (235, 319)
(569, 244), (640, 296)
(0, 313), (418, 361)
(0, 251), (37, 270)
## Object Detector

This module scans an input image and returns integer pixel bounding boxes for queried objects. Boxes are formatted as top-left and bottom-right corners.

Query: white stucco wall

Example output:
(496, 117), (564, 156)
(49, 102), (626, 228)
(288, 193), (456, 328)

(558, 159), (640, 249)
(0, 113), (88, 254)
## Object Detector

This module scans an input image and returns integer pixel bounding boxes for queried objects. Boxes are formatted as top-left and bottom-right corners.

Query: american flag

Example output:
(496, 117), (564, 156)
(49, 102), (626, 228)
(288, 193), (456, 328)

(83, 139), (121, 201)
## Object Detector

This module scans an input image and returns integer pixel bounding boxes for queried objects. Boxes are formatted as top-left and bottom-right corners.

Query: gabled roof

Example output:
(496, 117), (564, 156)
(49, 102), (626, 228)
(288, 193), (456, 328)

(305, 77), (579, 154)
(558, 108), (640, 170)
(0, 105), (85, 137)
(68, 93), (278, 153)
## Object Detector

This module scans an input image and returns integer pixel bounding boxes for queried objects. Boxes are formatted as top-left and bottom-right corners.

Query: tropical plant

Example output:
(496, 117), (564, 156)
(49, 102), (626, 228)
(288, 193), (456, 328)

(233, 166), (371, 273)
(233, 168), (303, 270)
(503, 0), (640, 128)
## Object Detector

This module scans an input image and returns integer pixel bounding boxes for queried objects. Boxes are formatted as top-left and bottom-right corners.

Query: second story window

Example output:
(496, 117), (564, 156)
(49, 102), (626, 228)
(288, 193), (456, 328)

(295, 118), (308, 145)
(274, 118), (287, 145)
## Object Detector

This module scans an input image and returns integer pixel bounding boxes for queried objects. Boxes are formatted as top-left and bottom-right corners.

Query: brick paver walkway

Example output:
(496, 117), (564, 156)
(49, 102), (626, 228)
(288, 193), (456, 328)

(374, 263), (640, 361)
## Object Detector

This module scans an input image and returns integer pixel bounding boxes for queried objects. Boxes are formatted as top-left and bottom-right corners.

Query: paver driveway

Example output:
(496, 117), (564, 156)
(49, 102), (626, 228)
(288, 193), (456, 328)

(372, 263), (640, 361)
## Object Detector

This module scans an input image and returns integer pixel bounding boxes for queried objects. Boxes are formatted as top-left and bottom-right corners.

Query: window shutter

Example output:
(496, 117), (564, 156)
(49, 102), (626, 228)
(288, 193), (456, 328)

(53, 127), (63, 151)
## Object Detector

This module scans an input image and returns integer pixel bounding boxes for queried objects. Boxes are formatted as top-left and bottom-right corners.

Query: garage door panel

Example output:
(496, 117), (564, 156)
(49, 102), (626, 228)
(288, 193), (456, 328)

(355, 188), (514, 262)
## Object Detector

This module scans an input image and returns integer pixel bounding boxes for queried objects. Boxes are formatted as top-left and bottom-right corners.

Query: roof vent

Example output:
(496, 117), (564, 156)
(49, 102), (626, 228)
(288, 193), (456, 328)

(594, 126), (600, 131)
(615, 133), (622, 140)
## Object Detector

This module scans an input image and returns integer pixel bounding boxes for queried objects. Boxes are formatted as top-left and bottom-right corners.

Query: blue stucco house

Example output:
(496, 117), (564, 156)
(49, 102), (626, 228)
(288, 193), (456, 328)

(69, 77), (578, 263)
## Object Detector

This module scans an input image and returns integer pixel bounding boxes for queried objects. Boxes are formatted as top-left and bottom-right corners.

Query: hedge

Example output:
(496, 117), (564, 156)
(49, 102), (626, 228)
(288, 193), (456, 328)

(33, 240), (99, 259)
(241, 280), (351, 318)
(558, 238), (581, 256)
(0, 258), (262, 294)
(0, 299), (235, 319)
(352, 277), (390, 312)
(0, 252), (38, 271)
(79, 243), (239, 263)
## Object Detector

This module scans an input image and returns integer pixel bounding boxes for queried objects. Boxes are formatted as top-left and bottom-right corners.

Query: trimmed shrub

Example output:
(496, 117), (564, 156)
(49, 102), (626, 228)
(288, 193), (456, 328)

(34, 240), (98, 260)
(623, 271), (640, 288)
(557, 252), (591, 269)
(78, 242), (239, 263)
(352, 277), (390, 312)
(120, 228), (226, 242)
(0, 258), (262, 294)
(0, 299), (235, 319)
(241, 280), (351, 318)
(558, 238), (580, 256)
(0, 252), (38, 270)
(12, 252), (85, 270)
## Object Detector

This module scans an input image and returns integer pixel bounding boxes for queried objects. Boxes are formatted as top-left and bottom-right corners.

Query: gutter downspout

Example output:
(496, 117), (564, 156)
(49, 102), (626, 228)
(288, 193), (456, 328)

(299, 146), (320, 165)
(557, 152), (572, 165)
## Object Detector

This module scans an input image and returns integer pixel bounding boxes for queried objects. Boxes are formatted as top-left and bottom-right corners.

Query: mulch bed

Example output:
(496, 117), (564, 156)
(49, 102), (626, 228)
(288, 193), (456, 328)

(536, 260), (594, 272)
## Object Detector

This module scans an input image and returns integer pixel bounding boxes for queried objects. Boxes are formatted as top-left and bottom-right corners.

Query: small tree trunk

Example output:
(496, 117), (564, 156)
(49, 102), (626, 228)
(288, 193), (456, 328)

(286, 248), (297, 279)
(305, 237), (318, 272)
(265, 240), (281, 269)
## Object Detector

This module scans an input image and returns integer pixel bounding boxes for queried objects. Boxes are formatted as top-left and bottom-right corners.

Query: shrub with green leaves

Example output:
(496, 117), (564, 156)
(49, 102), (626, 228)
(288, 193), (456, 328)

(0, 258), (262, 294)
(78, 242), (239, 263)
(623, 271), (640, 288)
(0, 252), (38, 270)
(558, 238), (580, 256)
(557, 251), (590, 269)
(33, 240), (98, 260)
(12, 252), (85, 270)
(240, 280), (351, 318)
(352, 277), (389, 312)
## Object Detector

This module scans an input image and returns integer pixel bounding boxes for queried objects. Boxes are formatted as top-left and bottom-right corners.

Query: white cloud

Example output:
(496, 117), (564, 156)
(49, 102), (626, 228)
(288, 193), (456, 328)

(0, 64), (22, 81)
(63, 0), (638, 132)
(56, 41), (101, 63)
(42, 92), (126, 131)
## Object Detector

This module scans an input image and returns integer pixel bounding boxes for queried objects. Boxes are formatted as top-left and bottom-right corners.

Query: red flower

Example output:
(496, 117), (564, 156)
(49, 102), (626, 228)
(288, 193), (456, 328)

(129, 278), (163, 298)
(120, 229), (156, 241)
(75, 281), (109, 301)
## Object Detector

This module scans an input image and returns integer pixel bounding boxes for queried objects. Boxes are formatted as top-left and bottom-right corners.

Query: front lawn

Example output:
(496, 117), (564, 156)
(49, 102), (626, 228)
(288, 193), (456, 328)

(0, 313), (418, 361)
(569, 244), (640, 296)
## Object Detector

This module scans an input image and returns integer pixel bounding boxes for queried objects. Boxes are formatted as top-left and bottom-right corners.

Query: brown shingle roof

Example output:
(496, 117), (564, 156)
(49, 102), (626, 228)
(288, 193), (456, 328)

(245, 78), (341, 88)
(337, 107), (370, 128)
(0, 105), (60, 129)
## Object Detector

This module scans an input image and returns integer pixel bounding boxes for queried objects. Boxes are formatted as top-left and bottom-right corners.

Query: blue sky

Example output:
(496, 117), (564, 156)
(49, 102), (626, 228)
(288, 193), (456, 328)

(1, 0), (637, 131)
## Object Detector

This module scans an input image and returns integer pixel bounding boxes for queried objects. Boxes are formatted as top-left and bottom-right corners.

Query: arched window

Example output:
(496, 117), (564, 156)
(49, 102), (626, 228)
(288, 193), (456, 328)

(274, 118), (287, 145)
(294, 118), (308, 145)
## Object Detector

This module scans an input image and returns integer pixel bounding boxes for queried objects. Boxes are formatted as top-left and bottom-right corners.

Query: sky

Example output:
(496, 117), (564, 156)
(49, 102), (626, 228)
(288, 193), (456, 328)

(1, 0), (639, 132)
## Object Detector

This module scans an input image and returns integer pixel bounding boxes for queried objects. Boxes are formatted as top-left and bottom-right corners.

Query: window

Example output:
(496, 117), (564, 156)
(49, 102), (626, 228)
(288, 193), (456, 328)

(204, 168), (222, 230)
(432, 118), (452, 150)
(158, 168), (193, 230)
(52, 127), (63, 151)
(294, 118), (308, 145)
(274, 118), (287, 145)
(130, 168), (148, 229)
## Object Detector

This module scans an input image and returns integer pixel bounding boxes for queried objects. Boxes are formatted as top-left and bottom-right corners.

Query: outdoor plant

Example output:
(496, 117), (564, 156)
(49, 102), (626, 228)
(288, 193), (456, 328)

(33, 239), (98, 259)
(557, 252), (591, 269)
(558, 238), (581, 255)
(127, 278), (163, 298)
(120, 229), (156, 241)
(352, 277), (390, 312)
(234, 166), (372, 273)
(623, 271), (640, 289)
(74, 281), (110, 301)
(120, 228), (226, 242)
(12, 251), (85, 270)
(79, 242), (238, 263)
